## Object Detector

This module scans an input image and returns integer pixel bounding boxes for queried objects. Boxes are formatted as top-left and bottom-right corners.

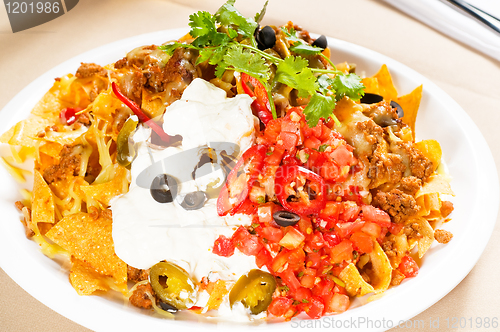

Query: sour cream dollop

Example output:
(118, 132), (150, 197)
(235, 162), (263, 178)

(111, 79), (261, 286)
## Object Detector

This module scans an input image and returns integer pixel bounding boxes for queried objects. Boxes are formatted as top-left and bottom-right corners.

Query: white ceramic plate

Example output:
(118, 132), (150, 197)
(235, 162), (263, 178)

(0, 28), (498, 332)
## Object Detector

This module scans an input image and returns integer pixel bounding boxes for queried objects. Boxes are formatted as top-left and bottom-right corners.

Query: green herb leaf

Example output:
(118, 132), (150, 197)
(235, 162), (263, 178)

(189, 11), (217, 38)
(303, 93), (336, 127)
(254, 0), (268, 23)
(216, 0), (258, 38)
(332, 73), (365, 101)
(275, 56), (318, 98)
(251, 222), (261, 228)
(318, 144), (329, 152)
(290, 43), (323, 55)
(298, 271), (304, 278)
(317, 74), (335, 95)
(222, 44), (270, 80)
(256, 196), (266, 204)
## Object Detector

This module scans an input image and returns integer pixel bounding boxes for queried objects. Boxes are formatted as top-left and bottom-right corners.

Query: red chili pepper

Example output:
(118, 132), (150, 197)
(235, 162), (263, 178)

(217, 144), (267, 216)
(241, 73), (273, 125)
(59, 107), (82, 125)
(111, 82), (170, 143)
(275, 165), (326, 215)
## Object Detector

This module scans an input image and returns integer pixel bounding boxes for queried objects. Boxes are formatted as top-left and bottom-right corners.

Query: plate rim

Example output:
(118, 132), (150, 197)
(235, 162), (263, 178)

(0, 27), (498, 332)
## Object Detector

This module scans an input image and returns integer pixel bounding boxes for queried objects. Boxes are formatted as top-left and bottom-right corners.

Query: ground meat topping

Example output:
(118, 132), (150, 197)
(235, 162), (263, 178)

(398, 176), (422, 195)
(440, 200), (454, 218)
(75, 63), (107, 79)
(129, 283), (153, 309)
(127, 266), (150, 282)
(373, 189), (419, 223)
(43, 144), (81, 184)
(434, 229), (453, 244)
(396, 141), (434, 180)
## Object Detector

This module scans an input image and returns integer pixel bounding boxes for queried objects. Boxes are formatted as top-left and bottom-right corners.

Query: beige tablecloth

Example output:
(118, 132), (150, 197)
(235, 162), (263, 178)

(1, 0), (499, 331)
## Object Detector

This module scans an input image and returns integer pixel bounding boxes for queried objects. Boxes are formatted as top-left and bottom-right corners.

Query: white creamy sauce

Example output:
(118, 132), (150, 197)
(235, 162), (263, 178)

(111, 79), (262, 317)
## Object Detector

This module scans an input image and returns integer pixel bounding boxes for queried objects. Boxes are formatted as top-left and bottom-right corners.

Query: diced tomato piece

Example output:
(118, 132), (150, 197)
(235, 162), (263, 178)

(231, 226), (263, 256)
(261, 226), (283, 243)
(330, 144), (357, 166)
(320, 201), (342, 221)
(361, 222), (382, 238)
(264, 118), (282, 142)
(350, 231), (374, 254)
(279, 269), (301, 292)
(312, 279), (335, 298)
(319, 161), (341, 181)
(305, 251), (322, 269)
(324, 293), (349, 314)
(323, 232), (341, 248)
(257, 204), (273, 224)
(304, 137), (322, 150)
(264, 146), (285, 166)
(249, 185), (266, 204)
(212, 235), (235, 257)
(279, 132), (299, 151)
(340, 201), (361, 222)
(377, 227), (389, 243)
(398, 255), (419, 278)
(279, 227), (306, 250)
(271, 249), (290, 273)
(311, 120), (323, 138)
(255, 247), (273, 270)
(297, 217), (313, 235)
(294, 287), (312, 302)
(287, 248), (306, 272)
(303, 296), (325, 319)
(300, 274), (316, 288)
(233, 198), (258, 215)
(268, 297), (293, 317)
(319, 124), (332, 141)
(336, 221), (365, 238)
(389, 222), (404, 235)
(281, 118), (304, 145)
(329, 239), (353, 264)
(361, 205), (392, 227)
(306, 231), (326, 251)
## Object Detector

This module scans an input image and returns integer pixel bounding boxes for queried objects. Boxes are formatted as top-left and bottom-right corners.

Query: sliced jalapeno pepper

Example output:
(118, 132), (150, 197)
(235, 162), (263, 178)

(117, 116), (138, 167)
(149, 262), (195, 310)
(229, 269), (277, 315)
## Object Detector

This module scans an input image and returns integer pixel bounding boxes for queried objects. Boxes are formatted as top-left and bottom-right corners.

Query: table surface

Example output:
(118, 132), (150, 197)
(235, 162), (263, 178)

(1, 0), (499, 331)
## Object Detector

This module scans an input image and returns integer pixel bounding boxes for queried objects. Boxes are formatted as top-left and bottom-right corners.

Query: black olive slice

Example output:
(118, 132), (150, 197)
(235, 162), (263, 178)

(256, 26), (276, 50)
(150, 174), (178, 203)
(390, 100), (404, 118)
(273, 210), (300, 227)
(312, 35), (328, 49)
(180, 191), (207, 210)
(360, 93), (384, 104)
(158, 301), (178, 313)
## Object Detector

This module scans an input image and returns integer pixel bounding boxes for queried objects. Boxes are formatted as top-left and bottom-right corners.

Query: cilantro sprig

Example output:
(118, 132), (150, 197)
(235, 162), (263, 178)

(159, 0), (365, 127)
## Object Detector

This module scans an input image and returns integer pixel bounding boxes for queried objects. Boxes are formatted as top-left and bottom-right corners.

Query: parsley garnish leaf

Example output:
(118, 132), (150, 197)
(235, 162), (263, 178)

(276, 56), (318, 98)
(222, 44), (270, 80)
(332, 73), (365, 101)
(303, 93), (336, 127)
(254, 0), (268, 24)
(216, 1), (258, 38)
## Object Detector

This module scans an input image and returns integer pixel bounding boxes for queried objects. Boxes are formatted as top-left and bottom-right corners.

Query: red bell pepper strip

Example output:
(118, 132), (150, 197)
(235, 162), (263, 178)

(275, 165), (326, 215)
(59, 107), (83, 125)
(217, 144), (267, 216)
(111, 82), (170, 143)
(241, 73), (274, 125)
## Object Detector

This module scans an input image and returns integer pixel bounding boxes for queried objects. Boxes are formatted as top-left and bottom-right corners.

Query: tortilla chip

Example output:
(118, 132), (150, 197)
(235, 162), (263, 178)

(32, 170), (55, 224)
(0, 117), (52, 147)
(89, 88), (123, 123)
(406, 217), (434, 258)
(416, 175), (454, 198)
(38, 141), (64, 159)
(31, 83), (67, 120)
(45, 211), (127, 290)
(398, 85), (423, 141)
(339, 263), (375, 297)
(80, 165), (130, 206)
(372, 64), (398, 101)
(70, 258), (109, 295)
(415, 139), (442, 172)
(387, 233), (409, 269)
(366, 241), (392, 293)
